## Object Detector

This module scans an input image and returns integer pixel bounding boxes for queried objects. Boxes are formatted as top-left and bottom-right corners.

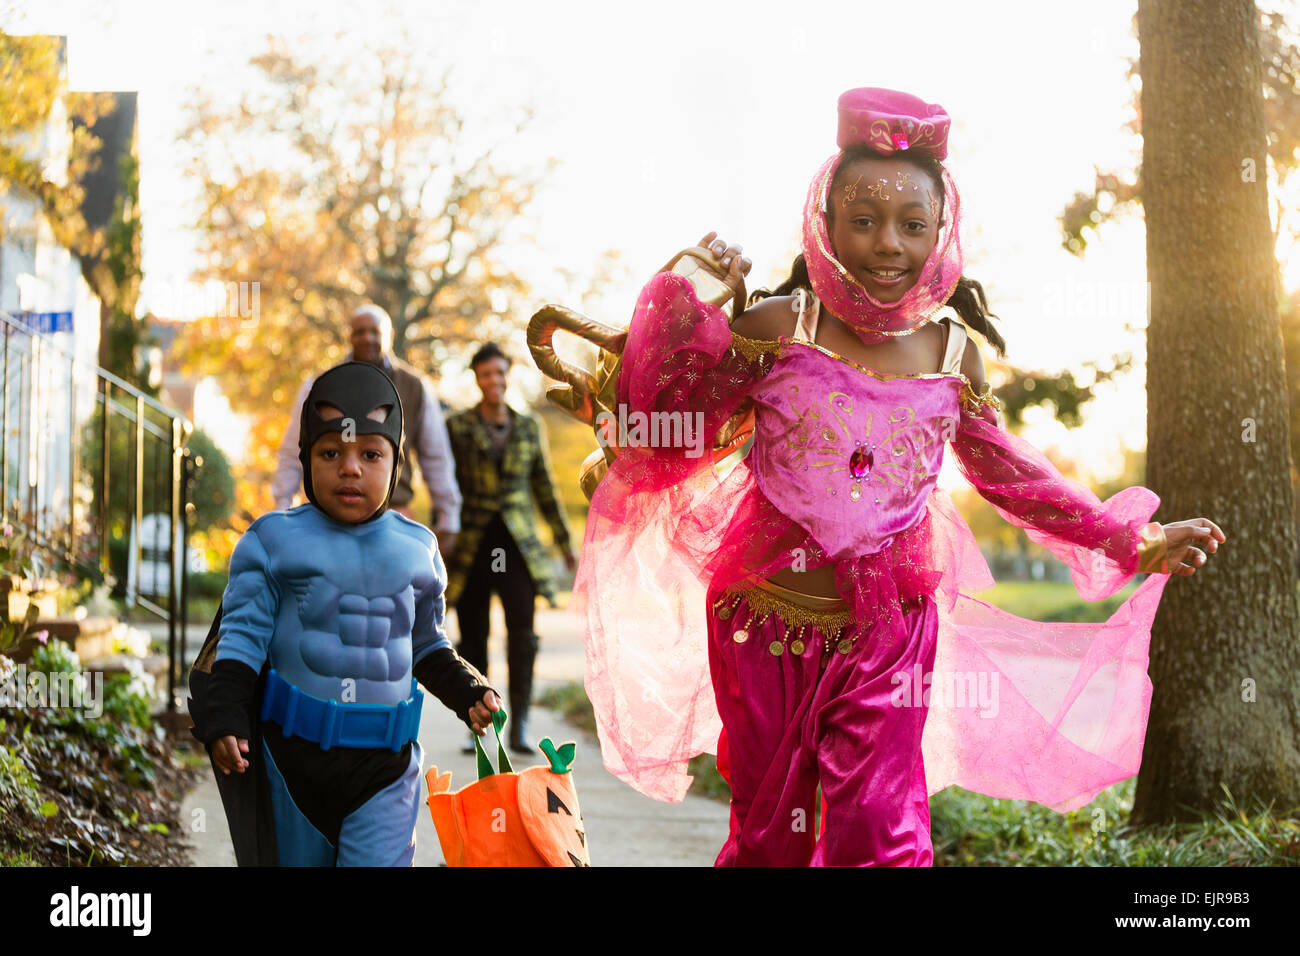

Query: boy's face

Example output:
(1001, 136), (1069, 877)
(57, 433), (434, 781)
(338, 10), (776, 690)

(309, 428), (394, 524)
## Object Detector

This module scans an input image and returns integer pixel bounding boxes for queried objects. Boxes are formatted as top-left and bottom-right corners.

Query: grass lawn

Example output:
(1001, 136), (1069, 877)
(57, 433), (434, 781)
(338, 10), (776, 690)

(978, 578), (1140, 622)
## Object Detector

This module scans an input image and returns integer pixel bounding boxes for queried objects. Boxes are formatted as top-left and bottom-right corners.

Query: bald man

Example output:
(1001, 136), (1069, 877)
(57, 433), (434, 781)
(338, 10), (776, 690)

(272, 306), (462, 549)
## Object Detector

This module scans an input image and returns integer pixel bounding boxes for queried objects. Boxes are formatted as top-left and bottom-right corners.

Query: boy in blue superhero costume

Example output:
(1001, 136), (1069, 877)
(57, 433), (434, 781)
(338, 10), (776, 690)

(198, 362), (499, 866)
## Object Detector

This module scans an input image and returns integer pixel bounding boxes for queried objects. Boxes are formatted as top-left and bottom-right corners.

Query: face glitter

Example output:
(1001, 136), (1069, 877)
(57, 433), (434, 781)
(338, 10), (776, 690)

(842, 174), (863, 208)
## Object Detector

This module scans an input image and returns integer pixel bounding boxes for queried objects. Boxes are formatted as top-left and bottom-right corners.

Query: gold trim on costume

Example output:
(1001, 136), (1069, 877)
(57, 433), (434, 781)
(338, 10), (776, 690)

(193, 635), (219, 674)
(730, 331), (785, 363)
(1136, 521), (1169, 574)
(787, 339), (970, 384)
(751, 575), (849, 610)
(958, 380), (1003, 415)
(712, 582), (851, 658)
(712, 578), (928, 660)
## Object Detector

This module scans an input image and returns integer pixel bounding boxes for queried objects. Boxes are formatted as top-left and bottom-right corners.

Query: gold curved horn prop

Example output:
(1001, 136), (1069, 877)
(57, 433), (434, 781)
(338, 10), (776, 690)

(527, 305), (628, 427)
(528, 249), (752, 502)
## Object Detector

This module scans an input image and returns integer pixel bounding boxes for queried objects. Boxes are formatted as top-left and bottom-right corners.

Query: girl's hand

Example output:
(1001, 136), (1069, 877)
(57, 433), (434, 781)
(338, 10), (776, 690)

(1162, 519), (1226, 576)
(467, 689), (501, 734)
(698, 231), (753, 310)
(697, 231), (753, 277)
(211, 735), (249, 775)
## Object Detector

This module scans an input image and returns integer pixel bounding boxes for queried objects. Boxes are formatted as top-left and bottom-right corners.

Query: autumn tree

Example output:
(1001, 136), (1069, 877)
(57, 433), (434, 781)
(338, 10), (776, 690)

(1060, 7), (1300, 526)
(1062, 6), (1300, 259)
(81, 120), (145, 385)
(0, 32), (149, 389)
(0, 33), (103, 251)
(175, 36), (559, 524)
(1134, 0), (1300, 822)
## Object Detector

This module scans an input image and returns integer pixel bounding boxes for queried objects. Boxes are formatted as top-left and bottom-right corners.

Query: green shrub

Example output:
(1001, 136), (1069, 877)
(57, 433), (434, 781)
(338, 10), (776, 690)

(103, 671), (152, 729)
(188, 597), (221, 625)
(535, 683), (597, 736)
(28, 638), (82, 677)
(0, 723), (40, 817)
(189, 571), (228, 600)
(29, 637), (156, 729)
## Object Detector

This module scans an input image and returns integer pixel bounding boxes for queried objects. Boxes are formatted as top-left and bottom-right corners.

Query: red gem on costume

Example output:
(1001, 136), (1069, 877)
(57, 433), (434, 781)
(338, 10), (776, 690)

(849, 446), (873, 478)
(891, 131), (910, 150)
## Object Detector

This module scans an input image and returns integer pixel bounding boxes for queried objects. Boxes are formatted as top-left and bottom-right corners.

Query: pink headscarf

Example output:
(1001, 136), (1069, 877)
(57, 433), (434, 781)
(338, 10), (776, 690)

(801, 88), (965, 345)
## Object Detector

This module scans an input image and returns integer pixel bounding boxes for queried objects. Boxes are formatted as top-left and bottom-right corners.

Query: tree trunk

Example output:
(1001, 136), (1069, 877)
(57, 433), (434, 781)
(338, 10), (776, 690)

(1134, 0), (1300, 824)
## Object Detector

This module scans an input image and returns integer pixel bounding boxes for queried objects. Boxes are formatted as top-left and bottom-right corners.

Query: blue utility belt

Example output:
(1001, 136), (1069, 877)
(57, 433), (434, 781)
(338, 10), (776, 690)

(259, 669), (423, 752)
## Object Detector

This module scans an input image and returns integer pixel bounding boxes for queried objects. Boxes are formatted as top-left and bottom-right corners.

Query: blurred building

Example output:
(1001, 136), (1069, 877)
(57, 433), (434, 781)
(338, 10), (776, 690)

(145, 317), (196, 418)
(0, 34), (147, 565)
(0, 36), (102, 373)
(74, 89), (139, 373)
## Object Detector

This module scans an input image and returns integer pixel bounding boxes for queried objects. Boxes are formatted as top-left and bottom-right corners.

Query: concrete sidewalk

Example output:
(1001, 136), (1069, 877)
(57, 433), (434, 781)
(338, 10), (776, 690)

(177, 602), (729, 866)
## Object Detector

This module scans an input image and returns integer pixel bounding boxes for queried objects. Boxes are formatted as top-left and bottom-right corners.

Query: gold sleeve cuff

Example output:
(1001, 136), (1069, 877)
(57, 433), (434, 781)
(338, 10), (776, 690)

(958, 381), (1003, 416)
(729, 331), (785, 364)
(1136, 521), (1168, 574)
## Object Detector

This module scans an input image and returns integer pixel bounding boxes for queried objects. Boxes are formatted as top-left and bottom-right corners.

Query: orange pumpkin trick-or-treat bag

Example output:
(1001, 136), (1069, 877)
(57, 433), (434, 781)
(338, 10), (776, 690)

(426, 709), (591, 867)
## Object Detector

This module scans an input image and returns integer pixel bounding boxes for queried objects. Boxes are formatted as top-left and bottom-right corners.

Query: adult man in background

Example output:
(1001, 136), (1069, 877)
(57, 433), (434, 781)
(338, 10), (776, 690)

(445, 342), (576, 753)
(273, 305), (461, 551)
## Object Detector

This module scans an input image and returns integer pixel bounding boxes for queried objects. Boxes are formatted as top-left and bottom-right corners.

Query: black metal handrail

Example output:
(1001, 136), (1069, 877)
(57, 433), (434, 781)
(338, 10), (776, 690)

(0, 309), (196, 712)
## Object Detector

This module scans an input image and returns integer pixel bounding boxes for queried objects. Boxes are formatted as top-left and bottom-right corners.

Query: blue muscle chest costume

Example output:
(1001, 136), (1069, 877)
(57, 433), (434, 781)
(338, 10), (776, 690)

(214, 505), (451, 866)
(195, 361), (492, 866)
(217, 505), (449, 705)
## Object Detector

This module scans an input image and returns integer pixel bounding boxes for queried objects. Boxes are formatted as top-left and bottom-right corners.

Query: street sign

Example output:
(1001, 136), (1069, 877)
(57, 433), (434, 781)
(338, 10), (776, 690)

(18, 311), (74, 334)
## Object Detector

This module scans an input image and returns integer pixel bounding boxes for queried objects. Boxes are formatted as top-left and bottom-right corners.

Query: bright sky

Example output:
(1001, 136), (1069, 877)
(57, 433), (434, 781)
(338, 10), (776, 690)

(3, 0), (1252, 482)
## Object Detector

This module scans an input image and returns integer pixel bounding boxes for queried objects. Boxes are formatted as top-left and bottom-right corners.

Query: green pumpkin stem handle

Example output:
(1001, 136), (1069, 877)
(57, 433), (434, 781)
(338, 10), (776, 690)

(539, 737), (577, 774)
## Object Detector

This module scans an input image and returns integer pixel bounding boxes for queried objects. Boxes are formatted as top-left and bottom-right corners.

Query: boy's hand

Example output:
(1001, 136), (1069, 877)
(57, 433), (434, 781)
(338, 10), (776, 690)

(436, 530), (458, 558)
(212, 735), (250, 775)
(467, 689), (502, 734)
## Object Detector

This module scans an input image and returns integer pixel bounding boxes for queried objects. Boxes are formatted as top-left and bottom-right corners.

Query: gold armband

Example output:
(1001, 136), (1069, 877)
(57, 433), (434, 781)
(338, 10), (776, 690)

(1136, 522), (1168, 574)
(958, 381), (1003, 416)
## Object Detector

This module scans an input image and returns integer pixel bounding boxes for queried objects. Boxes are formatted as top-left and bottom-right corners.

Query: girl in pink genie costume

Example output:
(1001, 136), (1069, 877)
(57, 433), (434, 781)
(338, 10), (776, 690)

(570, 87), (1225, 866)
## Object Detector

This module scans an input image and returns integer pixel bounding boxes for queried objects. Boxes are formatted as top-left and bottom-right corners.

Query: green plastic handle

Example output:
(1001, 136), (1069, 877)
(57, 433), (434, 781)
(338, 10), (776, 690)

(473, 707), (514, 779)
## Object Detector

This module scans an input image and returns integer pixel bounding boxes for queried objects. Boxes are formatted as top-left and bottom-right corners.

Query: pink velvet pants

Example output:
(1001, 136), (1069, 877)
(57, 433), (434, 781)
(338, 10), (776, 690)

(707, 580), (939, 866)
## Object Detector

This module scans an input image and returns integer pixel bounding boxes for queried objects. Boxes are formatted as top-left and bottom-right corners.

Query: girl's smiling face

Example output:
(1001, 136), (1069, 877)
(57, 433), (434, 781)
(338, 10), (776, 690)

(826, 155), (942, 303)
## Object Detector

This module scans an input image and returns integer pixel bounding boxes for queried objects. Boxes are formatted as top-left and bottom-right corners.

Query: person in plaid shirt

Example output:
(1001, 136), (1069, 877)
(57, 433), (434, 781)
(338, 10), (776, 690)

(444, 343), (577, 754)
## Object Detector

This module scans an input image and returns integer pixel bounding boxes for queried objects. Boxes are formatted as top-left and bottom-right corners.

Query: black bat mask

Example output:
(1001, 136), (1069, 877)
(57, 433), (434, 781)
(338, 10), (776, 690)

(297, 362), (404, 521)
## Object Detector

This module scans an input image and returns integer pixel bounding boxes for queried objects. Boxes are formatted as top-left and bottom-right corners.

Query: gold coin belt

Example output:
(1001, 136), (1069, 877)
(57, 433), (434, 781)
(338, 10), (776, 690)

(712, 587), (854, 659)
(712, 588), (928, 660)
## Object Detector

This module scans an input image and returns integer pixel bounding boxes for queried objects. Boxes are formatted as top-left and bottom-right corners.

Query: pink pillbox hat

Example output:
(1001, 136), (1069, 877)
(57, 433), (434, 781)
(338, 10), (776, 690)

(837, 87), (951, 159)
(802, 86), (962, 343)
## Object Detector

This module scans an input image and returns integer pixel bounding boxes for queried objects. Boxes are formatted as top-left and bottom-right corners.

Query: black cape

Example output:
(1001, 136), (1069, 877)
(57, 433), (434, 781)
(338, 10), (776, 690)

(187, 602), (278, 866)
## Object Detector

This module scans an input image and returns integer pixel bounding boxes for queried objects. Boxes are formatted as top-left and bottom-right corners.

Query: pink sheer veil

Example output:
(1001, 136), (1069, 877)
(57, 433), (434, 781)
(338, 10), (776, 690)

(801, 151), (965, 345)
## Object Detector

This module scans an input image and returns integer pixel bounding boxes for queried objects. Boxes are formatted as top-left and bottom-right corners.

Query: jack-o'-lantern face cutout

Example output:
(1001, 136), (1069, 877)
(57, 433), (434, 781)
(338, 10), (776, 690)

(426, 734), (591, 867)
(518, 761), (589, 867)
